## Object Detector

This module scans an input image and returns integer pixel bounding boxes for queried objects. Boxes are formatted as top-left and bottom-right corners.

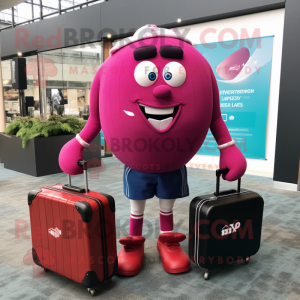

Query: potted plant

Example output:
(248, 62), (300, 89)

(0, 115), (86, 176)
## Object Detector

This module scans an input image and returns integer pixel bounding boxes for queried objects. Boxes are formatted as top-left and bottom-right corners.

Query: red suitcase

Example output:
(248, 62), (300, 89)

(28, 160), (117, 296)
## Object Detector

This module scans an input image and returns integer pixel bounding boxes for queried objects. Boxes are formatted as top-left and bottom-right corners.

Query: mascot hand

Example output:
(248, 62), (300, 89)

(59, 137), (84, 175)
(219, 144), (247, 181)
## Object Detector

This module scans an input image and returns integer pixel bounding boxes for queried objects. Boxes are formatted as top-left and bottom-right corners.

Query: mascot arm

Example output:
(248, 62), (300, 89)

(209, 70), (247, 181)
(59, 68), (102, 175)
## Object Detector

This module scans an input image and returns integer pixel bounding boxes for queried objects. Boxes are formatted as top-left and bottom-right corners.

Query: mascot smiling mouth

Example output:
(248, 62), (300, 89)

(138, 103), (180, 131)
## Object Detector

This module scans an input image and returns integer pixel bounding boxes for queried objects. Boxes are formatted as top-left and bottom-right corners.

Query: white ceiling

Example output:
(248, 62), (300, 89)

(0, 1), (26, 11)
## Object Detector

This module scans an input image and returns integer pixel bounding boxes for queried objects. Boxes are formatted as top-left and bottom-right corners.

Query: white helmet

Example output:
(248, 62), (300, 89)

(110, 24), (192, 55)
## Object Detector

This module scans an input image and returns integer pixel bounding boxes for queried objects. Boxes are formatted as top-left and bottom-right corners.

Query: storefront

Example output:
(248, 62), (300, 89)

(1, 41), (112, 155)
(2, 42), (102, 116)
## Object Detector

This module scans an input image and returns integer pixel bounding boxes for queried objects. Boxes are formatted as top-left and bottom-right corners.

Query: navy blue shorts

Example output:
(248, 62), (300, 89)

(123, 165), (189, 200)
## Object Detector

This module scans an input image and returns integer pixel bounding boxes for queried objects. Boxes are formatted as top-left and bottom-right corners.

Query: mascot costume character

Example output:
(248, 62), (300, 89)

(59, 25), (247, 276)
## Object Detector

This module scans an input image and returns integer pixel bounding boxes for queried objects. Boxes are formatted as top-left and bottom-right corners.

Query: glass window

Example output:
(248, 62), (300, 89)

(0, 1), (104, 30)
(62, 43), (102, 116)
(2, 60), (20, 117)
(42, 0), (59, 18)
(2, 56), (41, 118)
(37, 49), (63, 116)
(0, 9), (12, 28)
(32, 2), (41, 20)
(61, 0), (86, 10)
(14, 3), (33, 25)
(2, 60), (11, 86)
(25, 55), (41, 115)
(35, 41), (106, 154)
(61, 0), (75, 10)
(42, 0), (59, 9)
(1, 41), (107, 152)
(36, 42), (102, 116)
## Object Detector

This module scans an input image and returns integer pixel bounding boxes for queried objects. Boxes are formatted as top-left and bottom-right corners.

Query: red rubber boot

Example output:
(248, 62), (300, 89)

(157, 232), (191, 274)
(117, 236), (145, 276)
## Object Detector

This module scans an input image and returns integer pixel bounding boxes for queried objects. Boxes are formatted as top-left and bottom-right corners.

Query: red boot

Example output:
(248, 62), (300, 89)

(157, 232), (191, 274)
(117, 236), (145, 276)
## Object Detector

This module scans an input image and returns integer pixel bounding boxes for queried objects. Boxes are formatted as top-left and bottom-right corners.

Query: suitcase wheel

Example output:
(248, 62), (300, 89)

(244, 257), (251, 264)
(204, 270), (210, 280)
(87, 288), (96, 296)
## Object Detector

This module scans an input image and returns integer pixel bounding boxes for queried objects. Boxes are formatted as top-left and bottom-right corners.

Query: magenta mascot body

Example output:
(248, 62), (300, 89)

(59, 25), (247, 275)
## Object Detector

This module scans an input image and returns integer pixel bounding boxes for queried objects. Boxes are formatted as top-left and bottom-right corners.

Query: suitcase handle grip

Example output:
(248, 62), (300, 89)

(215, 168), (241, 196)
(216, 168), (229, 177)
(63, 160), (89, 193)
(78, 160), (88, 170)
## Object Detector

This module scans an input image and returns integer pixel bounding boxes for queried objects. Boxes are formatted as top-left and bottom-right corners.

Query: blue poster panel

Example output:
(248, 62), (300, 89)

(100, 129), (105, 145)
(195, 36), (274, 159)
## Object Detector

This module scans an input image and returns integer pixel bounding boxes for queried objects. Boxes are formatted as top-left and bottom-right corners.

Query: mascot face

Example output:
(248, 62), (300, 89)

(99, 37), (214, 173)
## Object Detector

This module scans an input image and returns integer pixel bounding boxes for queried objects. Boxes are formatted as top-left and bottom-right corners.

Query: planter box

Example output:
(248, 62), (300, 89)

(0, 134), (75, 176)
(0, 133), (102, 177)
(0, 132), (103, 176)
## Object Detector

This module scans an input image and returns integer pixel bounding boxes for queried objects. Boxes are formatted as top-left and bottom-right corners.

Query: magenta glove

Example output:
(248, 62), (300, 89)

(59, 137), (84, 175)
(219, 144), (247, 181)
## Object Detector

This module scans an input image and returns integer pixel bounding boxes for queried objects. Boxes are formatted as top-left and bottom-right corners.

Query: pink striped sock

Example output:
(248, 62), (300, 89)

(160, 210), (173, 233)
(129, 213), (144, 236)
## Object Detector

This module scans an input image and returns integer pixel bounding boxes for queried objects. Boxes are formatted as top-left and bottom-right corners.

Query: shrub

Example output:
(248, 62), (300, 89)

(5, 115), (86, 148)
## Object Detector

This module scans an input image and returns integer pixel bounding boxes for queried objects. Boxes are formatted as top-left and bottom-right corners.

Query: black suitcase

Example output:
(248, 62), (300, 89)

(188, 168), (264, 280)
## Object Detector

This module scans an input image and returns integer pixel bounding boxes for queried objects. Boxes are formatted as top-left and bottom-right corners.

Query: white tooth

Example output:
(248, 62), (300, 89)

(145, 106), (174, 115)
(160, 117), (173, 130)
(148, 117), (173, 130)
(148, 118), (161, 130)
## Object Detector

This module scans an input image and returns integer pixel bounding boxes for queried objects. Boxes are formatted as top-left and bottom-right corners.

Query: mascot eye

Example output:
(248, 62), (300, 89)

(164, 72), (172, 80)
(134, 61), (158, 87)
(148, 72), (157, 81)
(163, 62), (186, 87)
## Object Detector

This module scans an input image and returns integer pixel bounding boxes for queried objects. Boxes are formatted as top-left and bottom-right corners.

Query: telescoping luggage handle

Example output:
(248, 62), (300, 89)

(215, 168), (241, 196)
(62, 160), (89, 193)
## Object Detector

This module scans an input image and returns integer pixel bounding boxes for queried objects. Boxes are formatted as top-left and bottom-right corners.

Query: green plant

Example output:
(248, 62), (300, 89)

(5, 115), (86, 148)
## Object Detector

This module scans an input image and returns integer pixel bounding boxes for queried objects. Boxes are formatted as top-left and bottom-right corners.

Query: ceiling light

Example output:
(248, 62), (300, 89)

(177, 18), (181, 23)
(107, 33), (112, 39)
(17, 52), (22, 56)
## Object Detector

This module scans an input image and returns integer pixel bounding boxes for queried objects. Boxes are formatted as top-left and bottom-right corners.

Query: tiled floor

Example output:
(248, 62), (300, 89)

(1, 157), (300, 300)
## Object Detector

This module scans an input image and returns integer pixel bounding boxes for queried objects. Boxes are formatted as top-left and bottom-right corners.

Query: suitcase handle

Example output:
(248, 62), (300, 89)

(215, 168), (241, 196)
(62, 160), (89, 193)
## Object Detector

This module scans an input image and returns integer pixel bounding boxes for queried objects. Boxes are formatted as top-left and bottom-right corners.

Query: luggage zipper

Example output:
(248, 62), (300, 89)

(194, 190), (252, 265)
(45, 187), (109, 281)
(194, 198), (210, 265)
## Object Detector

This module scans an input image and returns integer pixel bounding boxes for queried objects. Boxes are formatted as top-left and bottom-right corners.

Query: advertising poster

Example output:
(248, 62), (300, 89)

(100, 130), (105, 146)
(195, 36), (274, 159)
